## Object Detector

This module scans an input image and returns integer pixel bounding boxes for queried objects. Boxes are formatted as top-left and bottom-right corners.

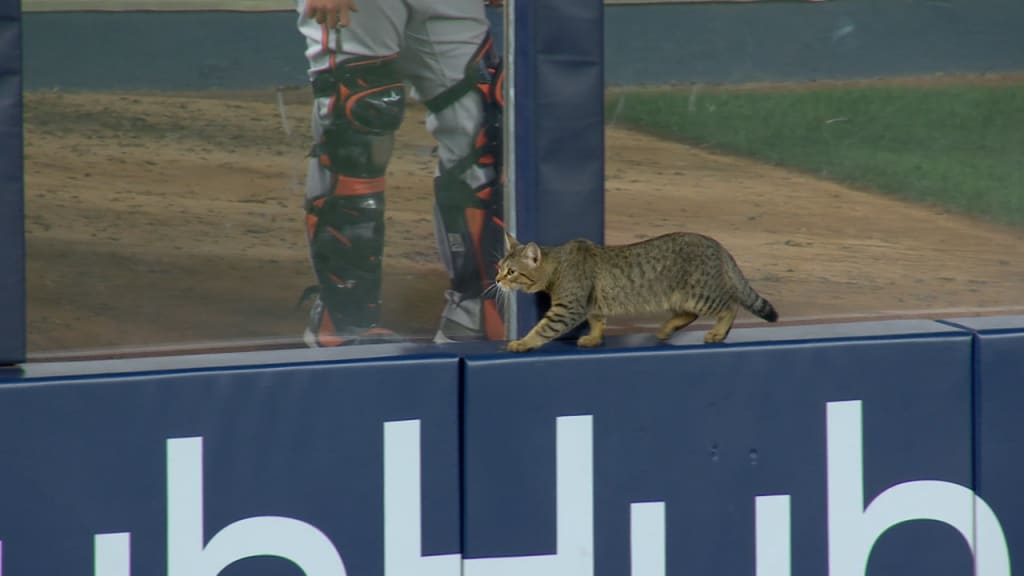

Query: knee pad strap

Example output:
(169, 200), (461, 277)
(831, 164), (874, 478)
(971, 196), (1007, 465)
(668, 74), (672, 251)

(425, 33), (504, 179)
(312, 54), (407, 178)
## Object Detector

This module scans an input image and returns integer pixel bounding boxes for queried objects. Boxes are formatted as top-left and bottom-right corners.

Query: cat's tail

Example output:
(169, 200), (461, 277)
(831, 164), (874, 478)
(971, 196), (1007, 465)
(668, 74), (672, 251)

(725, 254), (779, 323)
(744, 291), (779, 323)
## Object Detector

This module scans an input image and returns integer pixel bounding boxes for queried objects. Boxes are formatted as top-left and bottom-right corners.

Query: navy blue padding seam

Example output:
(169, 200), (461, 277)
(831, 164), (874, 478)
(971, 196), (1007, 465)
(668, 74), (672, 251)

(457, 356), (469, 556)
(938, 318), (1000, 500)
(969, 329), (982, 499)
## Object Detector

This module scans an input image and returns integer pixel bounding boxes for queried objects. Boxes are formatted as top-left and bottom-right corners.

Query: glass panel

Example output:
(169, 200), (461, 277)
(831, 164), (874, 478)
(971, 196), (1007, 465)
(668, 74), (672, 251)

(604, 0), (1024, 337)
(23, 1), (507, 358)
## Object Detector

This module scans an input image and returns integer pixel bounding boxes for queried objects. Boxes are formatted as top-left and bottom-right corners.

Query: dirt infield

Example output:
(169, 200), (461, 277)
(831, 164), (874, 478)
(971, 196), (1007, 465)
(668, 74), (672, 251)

(23, 88), (1024, 357)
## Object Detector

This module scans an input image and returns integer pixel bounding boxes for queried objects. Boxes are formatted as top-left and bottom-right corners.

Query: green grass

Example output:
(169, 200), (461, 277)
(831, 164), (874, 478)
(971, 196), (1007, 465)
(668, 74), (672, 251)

(606, 80), (1024, 226)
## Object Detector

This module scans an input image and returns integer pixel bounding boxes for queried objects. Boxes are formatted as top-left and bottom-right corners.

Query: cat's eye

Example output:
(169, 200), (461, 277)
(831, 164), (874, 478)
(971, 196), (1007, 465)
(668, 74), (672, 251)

(507, 268), (516, 276)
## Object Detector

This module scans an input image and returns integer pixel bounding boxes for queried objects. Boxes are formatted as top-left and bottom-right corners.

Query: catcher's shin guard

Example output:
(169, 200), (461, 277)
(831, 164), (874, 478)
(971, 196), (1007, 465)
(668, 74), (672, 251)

(304, 54), (405, 346)
(305, 188), (386, 344)
(426, 33), (506, 341)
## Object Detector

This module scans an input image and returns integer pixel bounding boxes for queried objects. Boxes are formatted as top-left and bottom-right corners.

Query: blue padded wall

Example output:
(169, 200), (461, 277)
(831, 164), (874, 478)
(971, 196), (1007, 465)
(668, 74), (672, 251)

(463, 321), (981, 576)
(0, 0), (24, 365)
(3, 316), (1021, 576)
(0, 355), (461, 575)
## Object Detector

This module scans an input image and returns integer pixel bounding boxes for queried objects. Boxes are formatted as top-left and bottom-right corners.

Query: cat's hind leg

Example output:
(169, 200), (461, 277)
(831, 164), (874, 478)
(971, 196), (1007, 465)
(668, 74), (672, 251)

(704, 306), (737, 343)
(656, 311), (698, 341)
(577, 313), (607, 348)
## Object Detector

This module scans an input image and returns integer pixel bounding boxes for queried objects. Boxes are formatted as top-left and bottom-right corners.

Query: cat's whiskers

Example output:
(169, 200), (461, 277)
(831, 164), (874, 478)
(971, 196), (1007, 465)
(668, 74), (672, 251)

(483, 280), (511, 310)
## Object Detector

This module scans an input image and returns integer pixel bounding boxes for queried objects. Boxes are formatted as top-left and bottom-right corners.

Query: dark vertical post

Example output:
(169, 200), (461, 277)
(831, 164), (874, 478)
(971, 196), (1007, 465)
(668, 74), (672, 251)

(0, 0), (25, 365)
(511, 0), (604, 337)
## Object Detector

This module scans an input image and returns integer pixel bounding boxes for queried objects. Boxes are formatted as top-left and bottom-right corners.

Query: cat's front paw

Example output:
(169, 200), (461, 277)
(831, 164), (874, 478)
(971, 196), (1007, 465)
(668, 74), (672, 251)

(577, 334), (603, 348)
(505, 339), (537, 352)
(703, 330), (728, 343)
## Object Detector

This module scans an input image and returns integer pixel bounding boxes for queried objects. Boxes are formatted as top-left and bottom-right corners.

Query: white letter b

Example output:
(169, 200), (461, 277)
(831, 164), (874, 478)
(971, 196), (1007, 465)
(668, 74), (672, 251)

(827, 401), (1010, 576)
(166, 437), (347, 576)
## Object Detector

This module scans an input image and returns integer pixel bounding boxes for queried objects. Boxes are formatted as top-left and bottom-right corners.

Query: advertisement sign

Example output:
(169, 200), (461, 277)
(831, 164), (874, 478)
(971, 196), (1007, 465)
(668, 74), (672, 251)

(462, 326), (1007, 576)
(0, 357), (460, 576)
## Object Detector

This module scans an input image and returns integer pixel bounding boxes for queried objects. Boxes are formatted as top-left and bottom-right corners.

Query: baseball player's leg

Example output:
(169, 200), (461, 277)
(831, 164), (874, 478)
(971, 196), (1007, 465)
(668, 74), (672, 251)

(296, 0), (409, 347)
(400, 1), (506, 342)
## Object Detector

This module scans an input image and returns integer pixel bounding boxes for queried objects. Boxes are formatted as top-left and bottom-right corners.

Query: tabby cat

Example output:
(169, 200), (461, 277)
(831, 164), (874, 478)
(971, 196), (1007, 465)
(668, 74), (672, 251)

(495, 232), (778, 352)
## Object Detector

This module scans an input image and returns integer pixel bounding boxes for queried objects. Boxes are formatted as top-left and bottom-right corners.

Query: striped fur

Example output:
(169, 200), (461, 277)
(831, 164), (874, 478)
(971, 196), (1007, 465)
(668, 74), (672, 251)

(496, 232), (778, 352)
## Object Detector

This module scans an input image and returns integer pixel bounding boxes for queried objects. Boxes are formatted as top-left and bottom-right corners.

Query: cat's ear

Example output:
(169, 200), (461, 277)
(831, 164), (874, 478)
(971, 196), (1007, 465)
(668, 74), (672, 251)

(504, 231), (518, 252)
(523, 242), (542, 268)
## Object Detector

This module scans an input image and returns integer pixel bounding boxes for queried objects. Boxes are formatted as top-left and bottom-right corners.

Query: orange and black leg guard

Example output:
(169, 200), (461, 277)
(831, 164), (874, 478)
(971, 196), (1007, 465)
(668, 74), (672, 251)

(433, 173), (505, 341)
(427, 34), (506, 341)
(305, 183), (387, 344)
(304, 55), (405, 346)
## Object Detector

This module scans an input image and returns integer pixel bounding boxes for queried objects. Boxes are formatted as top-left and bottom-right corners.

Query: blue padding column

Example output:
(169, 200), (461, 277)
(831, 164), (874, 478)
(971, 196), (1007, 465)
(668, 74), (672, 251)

(462, 321), (985, 575)
(511, 0), (604, 335)
(946, 315), (1024, 575)
(0, 355), (460, 575)
(0, 0), (24, 365)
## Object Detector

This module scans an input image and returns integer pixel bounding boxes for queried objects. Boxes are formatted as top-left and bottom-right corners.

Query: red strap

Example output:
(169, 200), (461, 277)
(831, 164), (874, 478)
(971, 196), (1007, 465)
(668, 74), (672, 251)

(334, 176), (386, 196)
